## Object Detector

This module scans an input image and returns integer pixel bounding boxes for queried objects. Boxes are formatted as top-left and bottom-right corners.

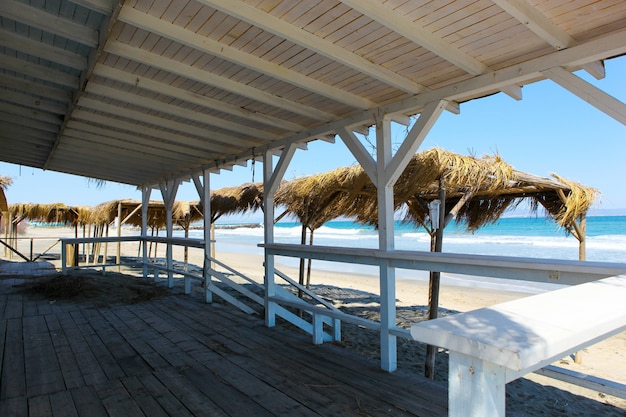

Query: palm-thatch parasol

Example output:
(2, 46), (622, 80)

(271, 147), (598, 378)
(210, 183), (264, 224)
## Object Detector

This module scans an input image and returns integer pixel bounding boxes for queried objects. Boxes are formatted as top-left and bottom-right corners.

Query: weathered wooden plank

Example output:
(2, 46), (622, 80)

(73, 310), (127, 381)
(102, 307), (172, 371)
(120, 376), (170, 417)
(1, 318), (26, 400)
(95, 380), (146, 417)
(23, 315), (65, 397)
(137, 372), (199, 417)
(70, 386), (109, 417)
(0, 294), (7, 318)
(180, 363), (278, 417)
(172, 295), (446, 416)
(88, 309), (153, 377)
(49, 390), (79, 417)
(154, 296), (439, 417)
(54, 346), (87, 389)
(4, 294), (23, 319)
(0, 277), (453, 417)
(0, 396), (27, 417)
(57, 311), (110, 386)
(27, 395), (52, 417)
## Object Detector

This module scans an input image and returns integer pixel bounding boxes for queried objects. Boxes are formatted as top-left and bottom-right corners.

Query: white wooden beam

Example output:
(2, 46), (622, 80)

(75, 97), (247, 152)
(0, 90), (66, 115)
(118, 6), (375, 110)
(340, 0), (488, 75)
(0, 74), (72, 102)
(492, 0), (572, 50)
(542, 67), (626, 126)
(62, 128), (201, 162)
(385, 100), (447, 188)
(64, 120), (213, 160)
(0, 101), (62, 126)
(581, 60), (605, 81)
(340, 0), (527, 99)
(0, 0), (99, 47)
(70, 0), (115, 15)
(104, 41), (335, 121)
(91, 65), (305, 132)
(0, 55), (79, 88)
(84, 82), (275, 141)
(336, 127), (377, 183)
(492, 0), (605, 79)
(198, 0), (427, 94)
(500, 84), (523, 101)
(0, 29), (87, 70)
(175, 29), (626, 178)
(267, 143), (298, 195)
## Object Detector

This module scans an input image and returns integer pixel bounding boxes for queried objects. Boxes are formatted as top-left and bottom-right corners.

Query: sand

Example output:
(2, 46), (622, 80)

(3, 225), (625, 415)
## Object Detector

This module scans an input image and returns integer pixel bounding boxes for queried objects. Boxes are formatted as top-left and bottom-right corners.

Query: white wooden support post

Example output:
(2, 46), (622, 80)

(340, 101), (446, 372)
(312, 313), (324, 345)
(194, 171), (213, 303)
(141, 186), (151, 279)
(375, 115), (398, 372)
(160, 179), (180, 288)
(263, 144), (298, 328)
(449, 352), (506, 417)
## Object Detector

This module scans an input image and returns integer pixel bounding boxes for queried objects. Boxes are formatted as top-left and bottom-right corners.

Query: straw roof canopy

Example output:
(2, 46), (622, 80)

(275, 166), (367, 230)
(3, 150), (596, 237)
(86, 184), (264, 229)
(8, 203), (89, 226)
(273, 148), (597, 235)
(0, 176), (12, 190)
(88, 199), (204, 229)
(210, 183), (264, 223)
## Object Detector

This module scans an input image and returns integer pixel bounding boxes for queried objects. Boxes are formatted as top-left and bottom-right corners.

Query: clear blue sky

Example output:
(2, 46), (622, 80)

(2, 56), (625, 211)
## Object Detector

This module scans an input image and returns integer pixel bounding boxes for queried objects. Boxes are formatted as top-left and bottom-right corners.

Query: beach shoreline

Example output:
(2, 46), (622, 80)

(2, 225), (625, 412)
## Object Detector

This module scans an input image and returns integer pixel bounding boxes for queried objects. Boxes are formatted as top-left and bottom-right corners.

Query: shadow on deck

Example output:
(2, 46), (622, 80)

(0, 274), (447, 417)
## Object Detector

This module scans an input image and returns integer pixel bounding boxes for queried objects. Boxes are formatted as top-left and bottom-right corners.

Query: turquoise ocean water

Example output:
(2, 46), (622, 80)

(187, 216), (626, 292)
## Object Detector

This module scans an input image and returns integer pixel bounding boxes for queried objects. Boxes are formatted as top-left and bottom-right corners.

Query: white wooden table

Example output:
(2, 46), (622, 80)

(410, 276), (626, 417)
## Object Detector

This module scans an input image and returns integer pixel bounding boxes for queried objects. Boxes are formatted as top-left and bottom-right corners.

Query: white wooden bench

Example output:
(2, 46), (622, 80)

(410, 276), (626, 417)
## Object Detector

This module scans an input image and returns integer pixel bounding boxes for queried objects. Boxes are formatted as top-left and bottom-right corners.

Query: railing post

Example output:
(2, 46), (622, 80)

(61, 241), (67, 274)
(141, 186), (151, 279)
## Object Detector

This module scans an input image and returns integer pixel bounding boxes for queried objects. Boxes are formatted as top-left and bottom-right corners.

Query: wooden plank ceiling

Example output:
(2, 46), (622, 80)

(1, 0), (625, 187)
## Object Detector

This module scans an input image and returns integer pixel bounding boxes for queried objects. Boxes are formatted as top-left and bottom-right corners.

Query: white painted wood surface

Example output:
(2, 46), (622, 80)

(410, 276), (626, 417)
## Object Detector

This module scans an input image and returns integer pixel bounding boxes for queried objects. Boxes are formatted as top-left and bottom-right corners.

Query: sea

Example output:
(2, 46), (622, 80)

(185, 215), (626, 293)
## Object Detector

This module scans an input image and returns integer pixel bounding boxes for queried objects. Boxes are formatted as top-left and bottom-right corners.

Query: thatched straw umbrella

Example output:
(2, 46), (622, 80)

(210, 183), (264, 223)
(274, 166), (367, 291)
(271, 147), (597, 378)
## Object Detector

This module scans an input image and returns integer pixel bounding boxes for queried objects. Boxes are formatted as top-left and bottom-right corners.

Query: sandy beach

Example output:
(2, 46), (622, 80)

(2, 225), (625, 415)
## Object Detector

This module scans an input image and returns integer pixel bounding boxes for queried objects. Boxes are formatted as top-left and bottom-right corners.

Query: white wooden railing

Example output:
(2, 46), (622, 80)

(58, 237), (626, 409)
(261, 242), (626, 411)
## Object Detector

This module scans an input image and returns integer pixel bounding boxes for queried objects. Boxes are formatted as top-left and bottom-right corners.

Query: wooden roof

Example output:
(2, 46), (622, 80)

(1, 0), (625, 187)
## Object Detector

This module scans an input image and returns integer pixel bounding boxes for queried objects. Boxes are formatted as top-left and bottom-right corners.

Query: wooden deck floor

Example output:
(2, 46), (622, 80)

(0, 276), (448, 417)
